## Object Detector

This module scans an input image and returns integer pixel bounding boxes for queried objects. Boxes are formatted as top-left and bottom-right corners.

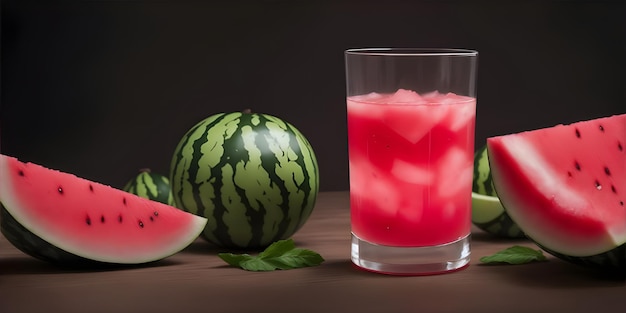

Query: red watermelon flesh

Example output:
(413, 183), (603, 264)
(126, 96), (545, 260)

(487, 114), (626, 258)
(0, 154), (207, 264)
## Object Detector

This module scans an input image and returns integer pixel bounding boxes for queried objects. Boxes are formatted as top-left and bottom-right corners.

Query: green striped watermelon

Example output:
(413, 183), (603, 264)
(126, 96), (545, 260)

(123, 169), (175, 206)
(170, 111), (319, 249)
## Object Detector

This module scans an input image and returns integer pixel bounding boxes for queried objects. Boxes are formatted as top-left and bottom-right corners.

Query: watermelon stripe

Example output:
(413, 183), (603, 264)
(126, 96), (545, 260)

(187, 114), (233, 244)
(139, 174), (157, 198)
(473, 146), (496, 196)
(123, 171), (174, 206)
(1, 206), (91, 264)
(473, 212), (524, 238)
(214, 113), (256, 247)
(537, 242), (625, 277)
(252, 114), (297, 245)
(281, 118), (319, 231)
(172, 113), (225, 214)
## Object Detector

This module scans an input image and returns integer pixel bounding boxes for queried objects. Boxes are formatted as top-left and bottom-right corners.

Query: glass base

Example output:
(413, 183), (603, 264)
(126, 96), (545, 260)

(351, 233), (471, 275)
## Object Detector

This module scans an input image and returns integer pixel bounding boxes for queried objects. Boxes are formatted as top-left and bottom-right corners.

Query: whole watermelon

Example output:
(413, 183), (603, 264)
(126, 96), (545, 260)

(170, 110), (319, 249)
(123, 169), (175, 206)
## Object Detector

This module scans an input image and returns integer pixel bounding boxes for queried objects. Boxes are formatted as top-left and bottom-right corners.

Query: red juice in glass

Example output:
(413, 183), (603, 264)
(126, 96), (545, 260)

(347, 89), (476, 247)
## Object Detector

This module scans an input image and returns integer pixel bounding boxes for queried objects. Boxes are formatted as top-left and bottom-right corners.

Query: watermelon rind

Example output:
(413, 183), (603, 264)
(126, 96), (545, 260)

(471, 192), (525, 238)
(471, 192), (503, 223)
(170, 111), (319, 249)
(471, 145), (525, 238)
(1, 206), (95, 265)
(472, 145), (497, 197)
(537, 242), (625, 276)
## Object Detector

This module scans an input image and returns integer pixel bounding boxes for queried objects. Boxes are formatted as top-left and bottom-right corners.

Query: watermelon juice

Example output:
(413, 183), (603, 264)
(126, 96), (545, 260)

(347, 89), (476, 247)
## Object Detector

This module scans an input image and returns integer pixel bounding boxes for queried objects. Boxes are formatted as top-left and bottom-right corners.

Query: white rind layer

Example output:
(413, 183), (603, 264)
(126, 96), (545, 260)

(488, 135), (624, 257)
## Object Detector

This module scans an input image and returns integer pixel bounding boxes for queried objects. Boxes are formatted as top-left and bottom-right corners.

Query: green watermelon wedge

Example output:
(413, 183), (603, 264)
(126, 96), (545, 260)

(0, 154), (208, 265)
(487, 114), (626, 273)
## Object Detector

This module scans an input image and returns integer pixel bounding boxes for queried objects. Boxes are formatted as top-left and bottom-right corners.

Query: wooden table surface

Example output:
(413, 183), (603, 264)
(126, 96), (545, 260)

(1, 191), (624, 313)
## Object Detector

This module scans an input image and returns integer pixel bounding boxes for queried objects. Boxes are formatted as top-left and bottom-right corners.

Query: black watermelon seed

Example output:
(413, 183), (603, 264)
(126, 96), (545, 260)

(599, 125), (605, 132)
(574, 161), (581, 171)
(100, 215), (105, 223)
(58, 186), (64, 194)
(123, 198), (127, 205)
(611, 185), (617, 194)
(595, 180), (602, 190)
(604, 167), (611, 176)
(118, 215), (123, 223)
(567, 171), (573, 177)
(89, 185), (94, 192)
(620, 201), (624, 206)
(575, 128), (581, 138)
(86, 216), (92, 226)
(153, 211), (159, 216)
(138, 220), (144, 228)
(619, 142), (623, 152)
(149, 216), (154, 222)
(18, 170), (24, 177)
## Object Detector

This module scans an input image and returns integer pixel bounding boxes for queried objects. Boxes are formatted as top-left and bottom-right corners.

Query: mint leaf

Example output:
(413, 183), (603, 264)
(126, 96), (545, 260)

(218, 253), (254, 267)
(258, 238), (296, 259)
(239, 258), (282, 271)
(218, 239), (324, 271)
(275, 248), (325, 267)
(480, 245), (548, 265)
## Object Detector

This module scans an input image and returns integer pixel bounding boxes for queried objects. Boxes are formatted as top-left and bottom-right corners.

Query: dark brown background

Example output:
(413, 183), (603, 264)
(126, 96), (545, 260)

(2, 0), (625, 191)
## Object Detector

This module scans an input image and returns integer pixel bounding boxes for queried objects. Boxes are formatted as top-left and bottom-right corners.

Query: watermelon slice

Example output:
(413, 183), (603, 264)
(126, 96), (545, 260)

(487, 114), (626, 273)
(0, 154), (208, 265)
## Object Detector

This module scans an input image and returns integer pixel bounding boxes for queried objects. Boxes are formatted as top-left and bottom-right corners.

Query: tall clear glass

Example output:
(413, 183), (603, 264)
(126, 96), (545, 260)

(345, 48), (478, 275)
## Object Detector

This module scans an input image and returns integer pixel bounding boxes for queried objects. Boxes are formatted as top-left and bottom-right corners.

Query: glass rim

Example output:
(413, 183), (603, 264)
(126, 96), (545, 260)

(345, 48), (478, 57)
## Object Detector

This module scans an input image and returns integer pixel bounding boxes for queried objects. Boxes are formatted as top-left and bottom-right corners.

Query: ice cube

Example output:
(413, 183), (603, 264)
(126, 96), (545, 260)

(448, 98), (476, 132)
(368, 176), (402, 216)
(397, 194), (425, 223)
(421, 90), (441, 99)
(384, 103), (449, 144)
(391, 159), (433, 185)
(347, 92), (389, 120)
(442, 202), (457, 219)
(436, 147), (473, 198)
(349, 160), (401, 217)
(350, 92), (382, 102)
(385, 89), (426, 104)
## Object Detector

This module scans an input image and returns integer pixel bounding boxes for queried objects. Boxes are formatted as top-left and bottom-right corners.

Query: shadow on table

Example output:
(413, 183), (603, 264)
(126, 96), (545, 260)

(476, 256), (625, 287)
(321, 258), (626, 287)
(471, 230), (625, 286)
(470, 229), (530, 243)
(181, 238), (338, 255)
(0, 255), (181, 275)
(181, 239), (234, 255)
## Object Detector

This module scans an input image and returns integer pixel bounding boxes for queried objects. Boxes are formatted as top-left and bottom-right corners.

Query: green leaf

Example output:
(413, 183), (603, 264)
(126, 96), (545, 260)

(480, 245), (548, 265)
(218, 239), (324, 271)
(218, 253), (254, 267)
(258, 238), (296, 259)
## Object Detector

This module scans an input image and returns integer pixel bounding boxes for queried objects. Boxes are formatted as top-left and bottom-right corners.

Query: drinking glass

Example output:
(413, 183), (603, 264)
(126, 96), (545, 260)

(345, 48), (478, 275)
